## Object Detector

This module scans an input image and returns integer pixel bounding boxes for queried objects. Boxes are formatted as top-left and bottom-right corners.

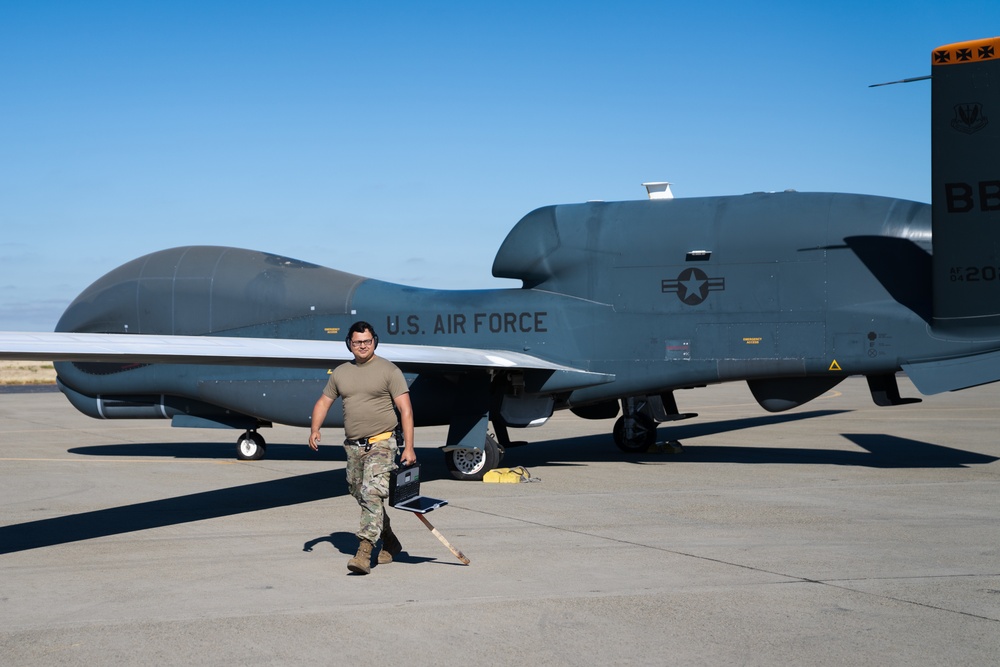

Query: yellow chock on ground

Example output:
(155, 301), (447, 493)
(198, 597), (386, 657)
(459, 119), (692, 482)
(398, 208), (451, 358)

(647, 440), (684, 454)
(483, 466), (532, 483)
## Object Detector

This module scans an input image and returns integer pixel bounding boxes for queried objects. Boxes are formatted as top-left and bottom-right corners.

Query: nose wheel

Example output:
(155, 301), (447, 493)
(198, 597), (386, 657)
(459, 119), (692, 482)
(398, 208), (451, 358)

(236, 430), (266, 460)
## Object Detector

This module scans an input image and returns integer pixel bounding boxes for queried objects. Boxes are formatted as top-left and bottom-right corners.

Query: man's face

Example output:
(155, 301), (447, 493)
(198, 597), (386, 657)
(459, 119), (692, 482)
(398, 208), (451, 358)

(349, 330), (376, 362)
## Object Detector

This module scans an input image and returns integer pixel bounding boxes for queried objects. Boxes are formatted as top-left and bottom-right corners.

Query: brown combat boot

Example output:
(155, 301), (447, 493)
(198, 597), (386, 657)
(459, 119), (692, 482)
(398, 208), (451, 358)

(378, 515), (403, 565)
(348, 539), (374, 575)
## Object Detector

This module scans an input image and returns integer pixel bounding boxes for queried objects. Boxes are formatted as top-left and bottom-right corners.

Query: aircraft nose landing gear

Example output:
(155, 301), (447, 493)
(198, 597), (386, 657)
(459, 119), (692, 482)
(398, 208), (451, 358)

(236, 430), (266, 461)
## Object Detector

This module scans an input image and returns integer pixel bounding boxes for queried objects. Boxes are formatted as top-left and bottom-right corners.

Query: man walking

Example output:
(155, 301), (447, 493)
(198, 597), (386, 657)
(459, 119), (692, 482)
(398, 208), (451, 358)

(309, 321), (416, 574)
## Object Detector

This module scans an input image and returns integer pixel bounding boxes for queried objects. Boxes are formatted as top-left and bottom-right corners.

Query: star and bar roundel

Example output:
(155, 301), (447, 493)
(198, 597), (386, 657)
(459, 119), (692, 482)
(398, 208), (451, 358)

(661, 268), (726, 306)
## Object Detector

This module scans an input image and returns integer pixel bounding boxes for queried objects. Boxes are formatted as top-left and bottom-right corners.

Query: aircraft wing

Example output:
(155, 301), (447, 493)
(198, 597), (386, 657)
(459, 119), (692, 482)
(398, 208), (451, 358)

(0, 331), (614, 393)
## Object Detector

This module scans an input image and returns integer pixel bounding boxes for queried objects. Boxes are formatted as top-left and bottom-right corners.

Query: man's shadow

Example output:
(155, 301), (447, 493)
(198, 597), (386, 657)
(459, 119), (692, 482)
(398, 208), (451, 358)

(303, 531), (358, 555)
(303, 530), (446, 568)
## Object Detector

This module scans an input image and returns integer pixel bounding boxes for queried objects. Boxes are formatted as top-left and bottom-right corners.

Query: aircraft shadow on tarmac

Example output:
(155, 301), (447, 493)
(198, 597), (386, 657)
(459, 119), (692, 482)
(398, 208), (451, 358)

(0, 468), (349, 556)
(510, 410), (999, 470)
(66, 409), (997, 471)
(67, 441), (347, 462)
(3, 409), (995, 556)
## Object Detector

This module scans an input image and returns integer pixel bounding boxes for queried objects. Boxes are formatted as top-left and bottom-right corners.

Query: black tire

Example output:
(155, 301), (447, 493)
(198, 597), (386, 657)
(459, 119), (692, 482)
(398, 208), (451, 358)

(236, 431), (266, 461)
(613, 413), (656, 453)
(445, 433), (500, 481)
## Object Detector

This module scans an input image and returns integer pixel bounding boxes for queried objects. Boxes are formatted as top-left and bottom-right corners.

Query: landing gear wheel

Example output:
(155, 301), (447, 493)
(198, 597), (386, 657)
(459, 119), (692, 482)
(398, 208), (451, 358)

(445, 433), (500, 481)
(236, 431), (266, 461)
(488, 432), (506, 465)
(613, 413), (657, 453)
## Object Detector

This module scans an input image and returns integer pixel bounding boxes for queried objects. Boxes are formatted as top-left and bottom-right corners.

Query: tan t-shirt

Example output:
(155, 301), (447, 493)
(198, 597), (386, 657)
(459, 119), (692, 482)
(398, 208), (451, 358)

(322, 354), (409, 440)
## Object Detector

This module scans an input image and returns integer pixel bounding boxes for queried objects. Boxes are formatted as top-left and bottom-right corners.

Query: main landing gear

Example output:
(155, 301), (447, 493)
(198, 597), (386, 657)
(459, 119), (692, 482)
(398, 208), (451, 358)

(236, 429), (266, 461)
(612, 394), (695, 453)
(439, 392), (696, 480)
(613, 412), (657, 452)
(444, 432), (503, 481)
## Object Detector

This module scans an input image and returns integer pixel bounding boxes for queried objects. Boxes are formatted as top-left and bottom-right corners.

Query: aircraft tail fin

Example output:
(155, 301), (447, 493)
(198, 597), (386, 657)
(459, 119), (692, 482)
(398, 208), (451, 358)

(931, 37), (1000, 330)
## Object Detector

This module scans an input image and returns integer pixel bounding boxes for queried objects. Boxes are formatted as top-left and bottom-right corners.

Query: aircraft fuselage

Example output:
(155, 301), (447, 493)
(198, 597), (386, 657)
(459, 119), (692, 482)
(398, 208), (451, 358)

(53, 191), (1000, 433)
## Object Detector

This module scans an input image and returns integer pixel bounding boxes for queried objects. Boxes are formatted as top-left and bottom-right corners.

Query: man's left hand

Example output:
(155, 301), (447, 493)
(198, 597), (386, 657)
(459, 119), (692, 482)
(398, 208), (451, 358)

(400, 445), (417, 466)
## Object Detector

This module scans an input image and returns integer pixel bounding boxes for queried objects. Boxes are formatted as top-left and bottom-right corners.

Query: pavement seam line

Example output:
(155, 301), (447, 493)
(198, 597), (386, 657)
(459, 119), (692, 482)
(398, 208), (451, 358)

(454, 504), (1000, 624)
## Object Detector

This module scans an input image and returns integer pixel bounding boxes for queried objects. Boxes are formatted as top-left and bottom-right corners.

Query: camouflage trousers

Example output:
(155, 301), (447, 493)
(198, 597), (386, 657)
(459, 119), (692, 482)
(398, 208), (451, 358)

(344, 440), (398, 543)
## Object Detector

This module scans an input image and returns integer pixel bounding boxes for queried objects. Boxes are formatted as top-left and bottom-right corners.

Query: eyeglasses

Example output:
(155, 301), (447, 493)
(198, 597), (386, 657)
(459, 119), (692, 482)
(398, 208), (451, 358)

(350, 338), (374, 348)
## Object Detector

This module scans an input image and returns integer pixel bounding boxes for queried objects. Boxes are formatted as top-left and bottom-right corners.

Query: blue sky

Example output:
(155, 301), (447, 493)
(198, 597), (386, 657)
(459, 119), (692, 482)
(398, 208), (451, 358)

(2, 1), (999, 331)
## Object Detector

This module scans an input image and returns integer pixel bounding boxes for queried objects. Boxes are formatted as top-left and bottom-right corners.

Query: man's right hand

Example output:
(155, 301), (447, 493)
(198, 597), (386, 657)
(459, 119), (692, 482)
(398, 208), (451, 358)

(308, 430), (321, 451)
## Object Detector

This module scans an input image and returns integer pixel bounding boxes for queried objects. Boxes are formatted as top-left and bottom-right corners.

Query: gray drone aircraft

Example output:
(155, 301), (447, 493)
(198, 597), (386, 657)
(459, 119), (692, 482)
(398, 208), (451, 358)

(2, 36), (999, 480)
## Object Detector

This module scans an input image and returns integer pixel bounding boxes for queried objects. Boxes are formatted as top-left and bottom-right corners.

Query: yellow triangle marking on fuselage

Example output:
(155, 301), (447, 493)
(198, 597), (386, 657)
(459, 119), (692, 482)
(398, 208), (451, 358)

(829, 360), (842, 371)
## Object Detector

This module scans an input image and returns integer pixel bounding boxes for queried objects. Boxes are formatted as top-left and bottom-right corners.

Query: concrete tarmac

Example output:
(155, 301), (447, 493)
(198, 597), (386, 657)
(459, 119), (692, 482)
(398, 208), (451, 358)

(1, 376), (999, 665)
